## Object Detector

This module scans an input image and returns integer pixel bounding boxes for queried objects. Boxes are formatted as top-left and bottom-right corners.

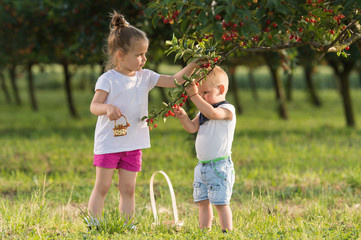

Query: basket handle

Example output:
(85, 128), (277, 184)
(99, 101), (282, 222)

(114, 114), (128, 127)
(150, 171), (179, 225)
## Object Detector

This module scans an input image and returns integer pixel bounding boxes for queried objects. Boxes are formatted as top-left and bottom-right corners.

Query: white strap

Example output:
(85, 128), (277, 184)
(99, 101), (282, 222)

(149, 171), (179, 225)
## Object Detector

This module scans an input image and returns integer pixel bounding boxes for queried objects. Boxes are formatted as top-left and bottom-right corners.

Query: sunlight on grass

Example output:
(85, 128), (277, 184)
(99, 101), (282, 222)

(1, 66), (361, 238)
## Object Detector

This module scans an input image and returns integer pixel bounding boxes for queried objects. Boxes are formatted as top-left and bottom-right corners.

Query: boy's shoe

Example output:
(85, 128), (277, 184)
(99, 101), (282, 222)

(124, 223), (137, 231)
(84, 216), (100, 231)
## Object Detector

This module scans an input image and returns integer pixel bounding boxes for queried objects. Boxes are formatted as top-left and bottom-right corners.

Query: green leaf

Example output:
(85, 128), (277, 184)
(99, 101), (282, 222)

(181, 19), (189, 34)
(172, 34), (178, 45)
(174, 78), (180, 86)
(152, 15), (160, 29)
(183, 74), (190, 81)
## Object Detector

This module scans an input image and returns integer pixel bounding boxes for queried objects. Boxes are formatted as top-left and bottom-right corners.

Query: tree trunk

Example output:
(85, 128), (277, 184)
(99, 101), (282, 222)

(27, 63), (38, 111)
(328, 59), (355, 127)
(0, 70), (11, 103)
(229, 66), (242, 114)
(248, 67), (258, 101)
(9, 65), (21, 105)
(264, 56), (288, 120)
(158, 87), (169, 102)
(154, 64), (169, 103)
(355, 39), (361, 57)
(62, 63), (79, 118)
(285, 71), (293, 102)
(339, 65), (355, 127)
(355, 62), (361, 88)
(304, 65), (321, 107)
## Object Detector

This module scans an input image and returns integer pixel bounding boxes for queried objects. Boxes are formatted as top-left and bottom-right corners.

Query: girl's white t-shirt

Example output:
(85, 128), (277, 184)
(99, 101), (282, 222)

(195, 103), (236, 161)
(93, 69), (159, 154)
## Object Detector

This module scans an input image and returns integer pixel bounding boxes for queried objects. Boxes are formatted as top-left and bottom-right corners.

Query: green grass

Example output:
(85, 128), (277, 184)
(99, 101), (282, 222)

(1, 72), (361, 238)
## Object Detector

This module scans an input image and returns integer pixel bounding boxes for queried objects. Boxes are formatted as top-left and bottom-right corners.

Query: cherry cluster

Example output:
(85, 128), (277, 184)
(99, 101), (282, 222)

(159, 10), (180, 24)
(146, 93), (190, 130)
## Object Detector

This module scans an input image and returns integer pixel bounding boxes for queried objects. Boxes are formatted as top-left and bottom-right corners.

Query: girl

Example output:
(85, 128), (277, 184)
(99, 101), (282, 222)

(86, 11), (199, 227)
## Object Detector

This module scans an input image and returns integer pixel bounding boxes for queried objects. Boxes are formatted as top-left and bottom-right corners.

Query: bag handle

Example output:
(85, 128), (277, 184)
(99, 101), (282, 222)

(149, 171), (179, 225)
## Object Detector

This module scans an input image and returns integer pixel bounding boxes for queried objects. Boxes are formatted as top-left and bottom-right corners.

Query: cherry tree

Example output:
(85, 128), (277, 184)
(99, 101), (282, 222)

(143, 0), (361, 127)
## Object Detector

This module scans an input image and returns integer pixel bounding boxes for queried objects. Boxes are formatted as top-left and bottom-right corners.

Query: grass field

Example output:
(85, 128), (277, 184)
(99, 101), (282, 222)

(1, 66), (361, 239)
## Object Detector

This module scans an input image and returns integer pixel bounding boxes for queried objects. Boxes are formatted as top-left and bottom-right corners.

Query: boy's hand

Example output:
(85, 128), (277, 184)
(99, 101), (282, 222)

(107, 104), (122, 120)
(185, 81), (198, 97)
(173, 105), (187, 119)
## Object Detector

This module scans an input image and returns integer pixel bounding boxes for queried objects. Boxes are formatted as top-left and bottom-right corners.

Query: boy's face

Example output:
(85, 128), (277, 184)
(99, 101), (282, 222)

(198, 79), (225, 105)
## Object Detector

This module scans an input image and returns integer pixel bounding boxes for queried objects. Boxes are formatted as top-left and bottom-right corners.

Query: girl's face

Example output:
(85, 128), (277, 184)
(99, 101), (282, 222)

(117, 39), (148, 76)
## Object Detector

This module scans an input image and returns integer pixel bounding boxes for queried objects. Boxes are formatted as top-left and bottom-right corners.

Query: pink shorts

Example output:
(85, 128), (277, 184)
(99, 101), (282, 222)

(93, 149), (142, 172)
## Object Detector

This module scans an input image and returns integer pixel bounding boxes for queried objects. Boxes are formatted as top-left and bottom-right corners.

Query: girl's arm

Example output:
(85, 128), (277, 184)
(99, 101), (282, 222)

(173, 106), (199, 133)
(156, 61), (200, 88)
(90, 90), (122, 120)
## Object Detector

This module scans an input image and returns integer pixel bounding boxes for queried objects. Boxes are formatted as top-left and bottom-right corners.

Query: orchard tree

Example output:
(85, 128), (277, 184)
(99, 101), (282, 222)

(143, 0), (361, 128)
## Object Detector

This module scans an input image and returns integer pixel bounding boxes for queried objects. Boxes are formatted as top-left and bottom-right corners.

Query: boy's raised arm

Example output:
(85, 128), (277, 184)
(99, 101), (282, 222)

(173, 105), (200, 133)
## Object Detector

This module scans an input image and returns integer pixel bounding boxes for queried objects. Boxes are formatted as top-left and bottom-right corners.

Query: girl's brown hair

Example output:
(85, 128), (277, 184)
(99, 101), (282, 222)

(105, 11), (148, 71)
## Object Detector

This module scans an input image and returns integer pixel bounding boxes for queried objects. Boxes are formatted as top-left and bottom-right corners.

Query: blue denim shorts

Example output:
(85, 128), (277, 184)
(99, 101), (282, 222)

(193, 157), (235, 205)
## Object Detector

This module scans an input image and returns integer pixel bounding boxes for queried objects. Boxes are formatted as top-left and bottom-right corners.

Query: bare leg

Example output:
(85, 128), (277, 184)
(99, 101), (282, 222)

(198, 199), (213, 229)
(88, 167), (114, 217)
(118, 168), (138, 220)
(214, 204), (233, 231)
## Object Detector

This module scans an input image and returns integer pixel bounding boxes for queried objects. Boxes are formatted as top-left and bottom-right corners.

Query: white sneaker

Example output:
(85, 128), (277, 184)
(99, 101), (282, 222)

(124, 223), (137, 231)
(84, 216), (100, 230)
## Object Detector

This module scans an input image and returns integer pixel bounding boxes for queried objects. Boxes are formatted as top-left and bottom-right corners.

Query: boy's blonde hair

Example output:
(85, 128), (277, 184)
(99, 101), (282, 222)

(202, 66), (229, 94)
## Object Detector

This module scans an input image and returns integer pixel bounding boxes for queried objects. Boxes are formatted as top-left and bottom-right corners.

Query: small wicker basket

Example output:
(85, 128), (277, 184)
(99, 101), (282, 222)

(113, 115), (130, 137)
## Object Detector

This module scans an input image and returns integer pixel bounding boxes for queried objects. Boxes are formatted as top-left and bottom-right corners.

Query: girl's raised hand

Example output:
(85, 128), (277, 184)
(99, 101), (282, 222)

(106, 104), (122, 121)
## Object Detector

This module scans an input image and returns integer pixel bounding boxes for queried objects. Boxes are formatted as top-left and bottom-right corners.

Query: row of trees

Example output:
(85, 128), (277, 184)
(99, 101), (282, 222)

(1, 0), (361, 127)
(0, 0), (156, 117)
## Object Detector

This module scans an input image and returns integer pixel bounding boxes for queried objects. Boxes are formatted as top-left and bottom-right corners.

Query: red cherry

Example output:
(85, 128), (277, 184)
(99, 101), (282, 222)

(345, 46), (350, 50)
(154, 124), (158, 128)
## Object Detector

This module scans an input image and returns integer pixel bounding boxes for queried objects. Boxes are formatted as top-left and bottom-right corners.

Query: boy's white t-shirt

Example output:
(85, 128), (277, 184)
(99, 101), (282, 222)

(93, 69), (159, 155)
(195, 103), (236, 161)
